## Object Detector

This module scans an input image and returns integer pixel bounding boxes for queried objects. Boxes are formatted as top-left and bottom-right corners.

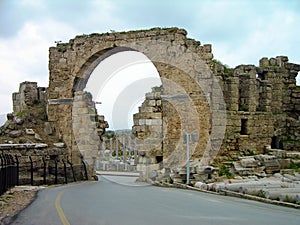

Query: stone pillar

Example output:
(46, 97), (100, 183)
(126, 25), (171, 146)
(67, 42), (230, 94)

(122, 137), (126, 164)
(116, 138), (119, 160)
(72, 91), (100, 178)
(236, 65), (257, 112)
(257, 81), (272, 112)
(12, 82), (39, 113)
(225, 76), (239, 111)
(259, 58), (285, 114)
(132, 87), (163, 180)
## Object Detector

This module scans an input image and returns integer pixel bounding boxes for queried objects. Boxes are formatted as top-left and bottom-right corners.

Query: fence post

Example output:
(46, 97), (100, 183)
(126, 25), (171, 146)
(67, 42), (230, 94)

(29, 156), (33, 186)
(5, 155), (10, 188)
(15, 155), (19, 186)
(3, 154), (8, 190)
(54, 159), (58, 184)
(82, 160), (88, 180)
(42, 157), (46, 185)
(67, 160), (76, 182)
(0, 154), (4, 195)
(62, 159), (67, 184)
(9, 155), (15, 188)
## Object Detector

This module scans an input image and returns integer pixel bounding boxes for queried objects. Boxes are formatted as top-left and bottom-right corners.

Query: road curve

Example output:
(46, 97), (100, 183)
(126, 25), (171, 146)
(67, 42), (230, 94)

(12, 176), (300, 225)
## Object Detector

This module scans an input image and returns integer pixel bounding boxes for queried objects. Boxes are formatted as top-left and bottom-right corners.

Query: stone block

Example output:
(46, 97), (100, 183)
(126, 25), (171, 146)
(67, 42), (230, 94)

(14, 117), (24, 125)
(76, 108), (89, 114)
(286, 152), (300, 159)
(203, 44), (212, 53)
(138, 119), (145, 125)
(269, 58), (277, 66)
(148, 100), (156, 107)
(25, 128), (35, 135)
(278, 159), (291, 169)
(44, 122), (53, 135)
(145, 92), (155, 100)
(9, 130), (22, 138)
(240, 156), (259, 168)
(140, 107), (155, 113)
(35, 133), (43, 141)
(54, 142), (65, 148)
(269, 149), (286, 158)
(146, 119), (162, 126)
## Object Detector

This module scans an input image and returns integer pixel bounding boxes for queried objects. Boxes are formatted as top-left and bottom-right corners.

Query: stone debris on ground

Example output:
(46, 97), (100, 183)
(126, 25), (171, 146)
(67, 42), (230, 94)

(0, 186), (45, 224)
(194, 173), (300, 205)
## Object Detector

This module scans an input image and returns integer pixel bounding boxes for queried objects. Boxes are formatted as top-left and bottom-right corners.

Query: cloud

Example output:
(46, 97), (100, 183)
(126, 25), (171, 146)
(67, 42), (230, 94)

(192, 0), (300, 67)
(0, 19), (78, 113)
(107, 0), (203, 31)
(244, 15), (297, 66)
(0, 114), (6, 126)
(0, 0), (124, 115)
(0, 0), (122, 38)
(0, 0), (47, 38)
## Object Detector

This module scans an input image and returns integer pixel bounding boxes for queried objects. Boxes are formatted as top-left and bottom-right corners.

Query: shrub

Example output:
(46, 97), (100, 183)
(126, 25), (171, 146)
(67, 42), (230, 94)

(16, 110), (28, 117)
(218, 165), (235, 179)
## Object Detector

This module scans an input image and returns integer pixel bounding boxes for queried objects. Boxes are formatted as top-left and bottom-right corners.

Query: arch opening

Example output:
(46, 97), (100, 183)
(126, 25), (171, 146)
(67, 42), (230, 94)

(71, 47), (214, 175)
(84, 50), (162, 130)
(72, 48), (163, 173)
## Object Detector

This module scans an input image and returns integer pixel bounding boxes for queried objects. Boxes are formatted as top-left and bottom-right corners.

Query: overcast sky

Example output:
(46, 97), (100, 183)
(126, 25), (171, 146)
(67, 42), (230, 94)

(0, 0), (299, 127)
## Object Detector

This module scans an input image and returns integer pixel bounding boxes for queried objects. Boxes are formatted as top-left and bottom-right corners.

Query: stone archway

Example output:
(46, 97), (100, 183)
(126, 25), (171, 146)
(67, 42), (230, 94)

(47, 27), (226, 178)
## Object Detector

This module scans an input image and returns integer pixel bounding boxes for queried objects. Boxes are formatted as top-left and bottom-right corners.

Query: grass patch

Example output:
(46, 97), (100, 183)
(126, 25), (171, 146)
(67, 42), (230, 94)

(165, 176), (173, 184)
(212, 59), (232, 74)
(289, 162), (300, 173)
(218, 165), (235, 179)
(16, 110), (28, 117)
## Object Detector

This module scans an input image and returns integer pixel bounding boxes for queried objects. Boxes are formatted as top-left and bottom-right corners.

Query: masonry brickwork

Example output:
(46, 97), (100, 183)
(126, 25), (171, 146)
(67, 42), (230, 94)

(1, 27), (300, 182)
(46, 27), (216, 175)
(216, 57), (300, 163)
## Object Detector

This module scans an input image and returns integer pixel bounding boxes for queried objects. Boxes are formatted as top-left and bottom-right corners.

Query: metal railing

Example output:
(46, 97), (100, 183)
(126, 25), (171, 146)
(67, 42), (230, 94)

(1, 154), (89, 195)
(0, 154), (18, 195)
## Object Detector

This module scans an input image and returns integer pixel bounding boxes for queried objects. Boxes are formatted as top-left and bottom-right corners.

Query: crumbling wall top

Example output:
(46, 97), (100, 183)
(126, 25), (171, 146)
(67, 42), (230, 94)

(49, 27), (211, 62)
(71, 27), (188, 42)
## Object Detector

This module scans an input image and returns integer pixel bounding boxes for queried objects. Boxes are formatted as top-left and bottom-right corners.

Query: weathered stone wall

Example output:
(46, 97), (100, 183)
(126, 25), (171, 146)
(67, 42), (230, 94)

(2, 27), (297, 182)
(0, 82), (87, 184)
(215, 56), (300, 165)
(155, 62), (211, 168)
(72, 92), (99, 160)
(45, 27), (300, 179)
(132, 87), (163, 177)
(47, 27), (215, 173)
(132, 86), (163, 160)
(12, 82), (47, 113)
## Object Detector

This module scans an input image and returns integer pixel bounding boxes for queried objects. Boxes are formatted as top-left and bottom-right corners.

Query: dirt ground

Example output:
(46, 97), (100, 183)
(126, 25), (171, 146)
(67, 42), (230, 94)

(0, 186), (42, 224)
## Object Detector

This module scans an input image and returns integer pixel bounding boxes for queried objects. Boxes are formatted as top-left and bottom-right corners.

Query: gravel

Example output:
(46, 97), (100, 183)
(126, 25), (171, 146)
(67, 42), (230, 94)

(0, 186), (45, 224)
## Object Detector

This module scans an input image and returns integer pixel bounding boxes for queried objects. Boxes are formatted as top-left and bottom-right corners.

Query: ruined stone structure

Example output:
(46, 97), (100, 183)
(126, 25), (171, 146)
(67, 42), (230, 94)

(0, 82), (82, 184)
(12, 82), (47, 113)
(47, 27), (220, 178)
(132, 55), (300, 180)
(1, 27), (300, 183)
(217, 58), (300, 163)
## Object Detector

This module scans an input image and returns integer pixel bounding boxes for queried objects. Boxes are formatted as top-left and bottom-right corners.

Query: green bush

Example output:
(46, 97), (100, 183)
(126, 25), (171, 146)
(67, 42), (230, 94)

(289, 162), (299, 170)
(16, 110), (28, 117)
(218, 165), (235, 179)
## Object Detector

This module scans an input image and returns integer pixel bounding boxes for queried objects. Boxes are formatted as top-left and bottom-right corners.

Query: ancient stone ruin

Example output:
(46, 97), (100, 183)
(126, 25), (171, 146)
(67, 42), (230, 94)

(1, 28), (300, 191)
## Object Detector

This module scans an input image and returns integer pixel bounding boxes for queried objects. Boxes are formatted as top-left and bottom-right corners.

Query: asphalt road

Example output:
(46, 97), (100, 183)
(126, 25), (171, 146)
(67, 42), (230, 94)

(12, 176), (300, 225)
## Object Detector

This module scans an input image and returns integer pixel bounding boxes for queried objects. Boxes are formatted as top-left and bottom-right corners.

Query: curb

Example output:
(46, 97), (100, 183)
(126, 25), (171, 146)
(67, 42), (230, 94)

(154, 181), (300, 209)
(96, 171), (139, 177)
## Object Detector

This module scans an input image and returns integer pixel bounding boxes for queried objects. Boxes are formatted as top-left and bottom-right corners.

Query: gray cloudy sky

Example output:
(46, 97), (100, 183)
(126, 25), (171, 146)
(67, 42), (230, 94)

(0, 0), (299, 127)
